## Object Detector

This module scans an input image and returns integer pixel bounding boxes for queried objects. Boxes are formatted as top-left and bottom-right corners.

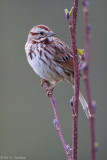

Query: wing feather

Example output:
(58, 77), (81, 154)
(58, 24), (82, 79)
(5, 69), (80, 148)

(49, 38), (74, 72)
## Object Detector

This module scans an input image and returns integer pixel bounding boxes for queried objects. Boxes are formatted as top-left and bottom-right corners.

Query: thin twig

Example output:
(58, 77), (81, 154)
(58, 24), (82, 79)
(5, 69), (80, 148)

(82, 1), (96, 160)
(43, 81), (71, 160)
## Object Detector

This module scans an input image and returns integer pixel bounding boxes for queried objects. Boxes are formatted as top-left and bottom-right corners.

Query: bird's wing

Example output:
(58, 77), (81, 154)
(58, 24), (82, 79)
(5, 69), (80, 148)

(48, 38), (74, 72)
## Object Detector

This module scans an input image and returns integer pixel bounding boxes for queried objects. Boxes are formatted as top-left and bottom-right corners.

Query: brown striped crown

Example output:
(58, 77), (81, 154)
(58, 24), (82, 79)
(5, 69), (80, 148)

(34, 25), (51, 31)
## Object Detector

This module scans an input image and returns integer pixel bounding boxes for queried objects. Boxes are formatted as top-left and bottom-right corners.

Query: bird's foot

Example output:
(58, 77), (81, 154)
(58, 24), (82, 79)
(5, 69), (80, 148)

(46, 87), (53, 96)
(46, 81), (58, 97)
(41, 79), (50, 88)
(41, 79), (58, 97)
(41, 79), (52, 96)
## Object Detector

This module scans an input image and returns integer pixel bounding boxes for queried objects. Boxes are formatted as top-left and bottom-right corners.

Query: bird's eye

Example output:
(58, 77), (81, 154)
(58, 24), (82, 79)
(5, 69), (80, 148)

(40, 32), (44, 35)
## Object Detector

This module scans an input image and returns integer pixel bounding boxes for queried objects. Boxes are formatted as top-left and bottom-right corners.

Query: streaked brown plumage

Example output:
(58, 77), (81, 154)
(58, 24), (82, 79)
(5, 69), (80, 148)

(25, 24), (91, 118)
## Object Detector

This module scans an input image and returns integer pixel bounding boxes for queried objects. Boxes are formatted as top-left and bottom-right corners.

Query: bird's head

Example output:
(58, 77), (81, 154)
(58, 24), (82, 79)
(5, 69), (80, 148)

(28, 24), (55, 42)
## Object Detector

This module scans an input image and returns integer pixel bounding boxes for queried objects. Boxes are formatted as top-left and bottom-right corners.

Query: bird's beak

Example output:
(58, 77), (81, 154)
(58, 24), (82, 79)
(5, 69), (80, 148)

(47, 31), (55, 37)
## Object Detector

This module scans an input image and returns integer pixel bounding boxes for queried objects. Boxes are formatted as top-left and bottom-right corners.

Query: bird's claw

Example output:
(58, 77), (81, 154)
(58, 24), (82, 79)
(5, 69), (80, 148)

(46, 87), (53, 97)
(41, 79), (50, 88)
(41, 79), (58, 96)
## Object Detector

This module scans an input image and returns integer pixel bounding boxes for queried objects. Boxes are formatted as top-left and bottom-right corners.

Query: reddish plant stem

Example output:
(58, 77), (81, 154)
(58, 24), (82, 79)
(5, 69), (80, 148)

(71, 2), (79, 160)
(66, 0), (79, 160)
(44, 82), (71, 160)
(49, 96), (71, 160)
(82, 1), (96, 160)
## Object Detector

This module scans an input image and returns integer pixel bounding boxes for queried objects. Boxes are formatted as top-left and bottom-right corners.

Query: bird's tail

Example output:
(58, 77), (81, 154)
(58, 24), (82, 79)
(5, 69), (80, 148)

(79, 90), (91, 118)
(72, 85), (91, 118)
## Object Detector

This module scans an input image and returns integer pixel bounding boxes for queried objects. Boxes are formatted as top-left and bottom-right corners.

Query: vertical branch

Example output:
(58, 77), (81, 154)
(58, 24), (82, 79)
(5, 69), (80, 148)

(65, 0), (79, 159)
(82, 1), (96, 160)
(71, 2), (79, 160)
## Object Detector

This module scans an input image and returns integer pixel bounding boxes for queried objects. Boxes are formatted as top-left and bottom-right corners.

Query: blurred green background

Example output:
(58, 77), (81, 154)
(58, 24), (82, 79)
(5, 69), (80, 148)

(0, 0), (107, 159)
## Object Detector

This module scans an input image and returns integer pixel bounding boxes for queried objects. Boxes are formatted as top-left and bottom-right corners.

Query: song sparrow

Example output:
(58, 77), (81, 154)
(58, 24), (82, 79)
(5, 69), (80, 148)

(25, 24), (91, 118)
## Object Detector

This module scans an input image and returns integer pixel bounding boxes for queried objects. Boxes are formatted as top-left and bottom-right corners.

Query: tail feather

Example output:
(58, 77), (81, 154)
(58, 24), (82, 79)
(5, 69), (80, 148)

(72, 85), (91, 118)
(79, 90), (91, 118)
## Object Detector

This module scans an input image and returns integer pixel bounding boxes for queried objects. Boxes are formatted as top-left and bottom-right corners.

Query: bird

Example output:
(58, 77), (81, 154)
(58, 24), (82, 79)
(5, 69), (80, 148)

(25, 24), (91, 118)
